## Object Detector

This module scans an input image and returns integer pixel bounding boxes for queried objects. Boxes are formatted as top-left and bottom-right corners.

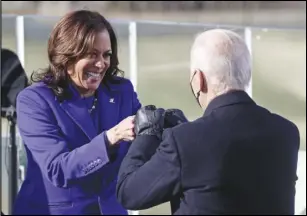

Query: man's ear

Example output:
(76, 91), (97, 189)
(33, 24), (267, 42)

(197, 70), (207, 94)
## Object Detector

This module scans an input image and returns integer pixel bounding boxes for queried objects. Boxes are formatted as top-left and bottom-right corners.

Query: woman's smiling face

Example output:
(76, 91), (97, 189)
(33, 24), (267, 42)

(67, 29), (112, 96)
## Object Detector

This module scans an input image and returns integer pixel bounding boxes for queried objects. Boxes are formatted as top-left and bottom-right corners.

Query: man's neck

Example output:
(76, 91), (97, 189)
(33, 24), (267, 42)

(202, 88), (241, 109)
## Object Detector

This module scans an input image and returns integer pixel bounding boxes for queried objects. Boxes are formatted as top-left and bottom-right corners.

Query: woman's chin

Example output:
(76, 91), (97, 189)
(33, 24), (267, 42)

(85, 77), (102, 90)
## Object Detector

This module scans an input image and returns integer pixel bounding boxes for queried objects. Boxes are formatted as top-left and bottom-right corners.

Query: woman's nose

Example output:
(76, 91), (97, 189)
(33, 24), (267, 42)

(95, 56), (106, 69)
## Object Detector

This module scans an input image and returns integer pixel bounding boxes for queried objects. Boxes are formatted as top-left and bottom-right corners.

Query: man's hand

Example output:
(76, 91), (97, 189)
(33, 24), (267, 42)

(164, 109), (189, 128)
(134, 105), (165, 139)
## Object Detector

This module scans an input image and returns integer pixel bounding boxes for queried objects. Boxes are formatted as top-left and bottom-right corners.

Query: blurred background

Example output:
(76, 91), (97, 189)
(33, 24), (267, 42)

(1, 1), (306, 215)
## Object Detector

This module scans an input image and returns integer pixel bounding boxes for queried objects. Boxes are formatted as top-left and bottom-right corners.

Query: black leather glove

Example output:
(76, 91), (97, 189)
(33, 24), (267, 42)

(134, 105), (165, 139)
(164, 109), (189, 128)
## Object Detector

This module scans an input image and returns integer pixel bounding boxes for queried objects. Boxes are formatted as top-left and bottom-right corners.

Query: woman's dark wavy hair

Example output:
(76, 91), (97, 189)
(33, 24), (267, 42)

(30, 10), (124, 100)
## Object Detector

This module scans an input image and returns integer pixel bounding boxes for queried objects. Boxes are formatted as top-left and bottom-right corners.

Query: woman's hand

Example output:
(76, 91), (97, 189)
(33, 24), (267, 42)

(106, 116), (135, 145)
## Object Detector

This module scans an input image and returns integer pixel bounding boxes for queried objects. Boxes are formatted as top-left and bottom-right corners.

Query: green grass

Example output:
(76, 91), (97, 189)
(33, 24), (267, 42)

(1, 27), (306, 215)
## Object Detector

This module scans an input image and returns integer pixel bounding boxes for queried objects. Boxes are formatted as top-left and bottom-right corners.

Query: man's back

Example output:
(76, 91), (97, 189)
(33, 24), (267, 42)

(172, 90), (300, 214)
(116, 29), (300, 215)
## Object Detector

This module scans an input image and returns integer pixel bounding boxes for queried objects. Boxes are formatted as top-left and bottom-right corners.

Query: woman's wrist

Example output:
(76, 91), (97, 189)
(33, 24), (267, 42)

(106, 126), (119, 145)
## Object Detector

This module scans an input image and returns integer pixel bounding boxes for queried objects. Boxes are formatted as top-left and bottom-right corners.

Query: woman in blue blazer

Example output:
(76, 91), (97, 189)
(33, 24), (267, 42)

(13, 10), (141, 215)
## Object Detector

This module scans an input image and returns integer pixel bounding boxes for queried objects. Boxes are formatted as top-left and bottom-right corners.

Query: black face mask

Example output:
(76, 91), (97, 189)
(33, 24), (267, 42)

(190, 71), (201, 108)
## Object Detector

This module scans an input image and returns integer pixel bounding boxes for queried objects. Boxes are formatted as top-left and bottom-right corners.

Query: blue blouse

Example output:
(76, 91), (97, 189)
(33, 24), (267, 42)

(83, 95), (100, 133)
(83, 95), (116, 161)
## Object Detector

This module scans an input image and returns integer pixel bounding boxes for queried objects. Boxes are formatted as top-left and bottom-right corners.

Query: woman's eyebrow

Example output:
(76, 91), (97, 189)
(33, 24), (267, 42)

(93, 48), (112, 53)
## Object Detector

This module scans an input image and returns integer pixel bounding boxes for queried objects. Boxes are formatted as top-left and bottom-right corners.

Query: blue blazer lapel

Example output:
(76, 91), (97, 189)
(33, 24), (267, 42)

(98, 84), (121, 131)
(60, 85), (97, 140)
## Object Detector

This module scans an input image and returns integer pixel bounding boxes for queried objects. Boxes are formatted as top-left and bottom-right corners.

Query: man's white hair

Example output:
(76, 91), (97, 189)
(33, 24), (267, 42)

(190, 29), (251, 94)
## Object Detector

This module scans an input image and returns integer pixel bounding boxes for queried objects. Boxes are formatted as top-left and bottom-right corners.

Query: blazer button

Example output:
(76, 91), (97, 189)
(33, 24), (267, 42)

(83, 168), (88, 174)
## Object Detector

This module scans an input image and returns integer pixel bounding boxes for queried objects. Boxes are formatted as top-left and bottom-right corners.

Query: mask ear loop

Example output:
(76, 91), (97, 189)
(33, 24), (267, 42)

(190, 70), (202, 108)
(196, 90), (201, 107)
